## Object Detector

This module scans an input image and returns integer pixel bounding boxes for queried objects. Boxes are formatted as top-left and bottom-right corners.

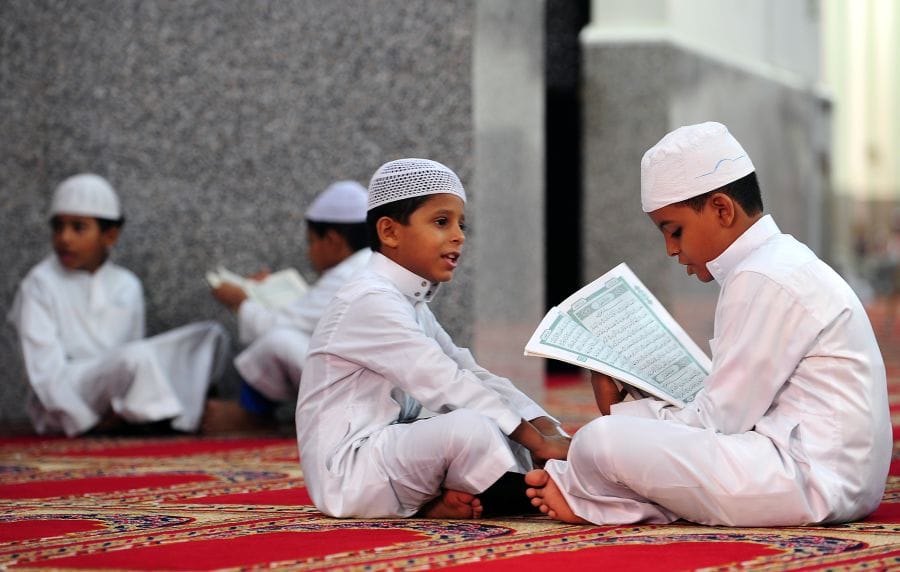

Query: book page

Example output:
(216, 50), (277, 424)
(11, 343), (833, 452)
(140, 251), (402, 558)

(525, 263), (710, 407)
(248, 268), (309, 308)
(207, 267), (309, 309)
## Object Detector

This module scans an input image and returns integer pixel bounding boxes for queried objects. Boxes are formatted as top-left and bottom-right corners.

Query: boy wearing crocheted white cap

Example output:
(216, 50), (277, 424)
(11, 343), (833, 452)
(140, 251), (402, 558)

(296, 159), (569, 518)
(526, 122), (891, 526)
(8, 174), (228, 437)
(206, 181), (371, 431)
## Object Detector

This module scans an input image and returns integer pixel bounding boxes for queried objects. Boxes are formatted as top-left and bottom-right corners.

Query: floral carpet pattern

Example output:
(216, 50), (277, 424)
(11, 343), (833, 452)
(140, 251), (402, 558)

(1, 301), (898, 570)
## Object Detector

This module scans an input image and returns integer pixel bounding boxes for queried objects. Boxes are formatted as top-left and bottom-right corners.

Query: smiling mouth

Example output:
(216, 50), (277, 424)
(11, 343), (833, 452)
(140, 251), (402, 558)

(443, 253), (460, 268)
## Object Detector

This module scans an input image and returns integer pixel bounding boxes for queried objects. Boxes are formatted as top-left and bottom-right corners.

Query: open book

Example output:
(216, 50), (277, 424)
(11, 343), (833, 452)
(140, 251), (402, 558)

(206, 266), (309, 309)
(524, 263), (711, 408)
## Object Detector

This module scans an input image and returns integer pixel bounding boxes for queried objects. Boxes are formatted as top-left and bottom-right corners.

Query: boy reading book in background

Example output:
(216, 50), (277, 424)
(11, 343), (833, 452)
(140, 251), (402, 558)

(296, 158), (569, 518)
(206, 181), (370, 430)
(7, 174), (228, 437)
(526, 122), (892, 526)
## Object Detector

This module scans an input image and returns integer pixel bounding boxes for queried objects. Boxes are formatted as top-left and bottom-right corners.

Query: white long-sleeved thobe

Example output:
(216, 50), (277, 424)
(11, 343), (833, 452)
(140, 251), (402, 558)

(546, 215), (892, 526)
(234, 248), (370, 401)
(7, 255), (228, 436)
(296, 252), (550, 518)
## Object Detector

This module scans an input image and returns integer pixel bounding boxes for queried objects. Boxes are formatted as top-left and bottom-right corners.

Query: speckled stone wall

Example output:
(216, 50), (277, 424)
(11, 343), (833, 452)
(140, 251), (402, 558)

(0, 0), (477, 424)
(582, 41), (830, 349)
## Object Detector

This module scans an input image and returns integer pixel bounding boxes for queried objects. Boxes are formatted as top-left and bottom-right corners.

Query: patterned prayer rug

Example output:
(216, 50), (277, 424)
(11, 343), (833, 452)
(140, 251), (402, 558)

(2, 301), (899, 570)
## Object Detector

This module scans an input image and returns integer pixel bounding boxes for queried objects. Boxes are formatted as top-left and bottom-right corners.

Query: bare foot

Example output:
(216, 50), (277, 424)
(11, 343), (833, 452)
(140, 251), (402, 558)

(201, 399), (278, 434)
(417, 489), (484, 519)
(525, 469), (588, 524)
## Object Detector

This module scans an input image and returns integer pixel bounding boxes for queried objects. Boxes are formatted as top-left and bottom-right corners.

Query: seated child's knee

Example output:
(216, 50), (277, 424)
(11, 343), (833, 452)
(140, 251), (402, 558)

(573, 416), (630, 464)
(117, 344), (156, 372)
(202, 320), (229, 342)
(442, 409), (506, 451)
(265, 328), (306, 354)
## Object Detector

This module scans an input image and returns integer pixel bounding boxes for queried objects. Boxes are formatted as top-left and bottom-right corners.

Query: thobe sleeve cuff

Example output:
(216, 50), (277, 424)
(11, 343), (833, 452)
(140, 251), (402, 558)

(521, 404), (554, 423)
(496, 409), (524, 436)
(236, 300), (266, 345)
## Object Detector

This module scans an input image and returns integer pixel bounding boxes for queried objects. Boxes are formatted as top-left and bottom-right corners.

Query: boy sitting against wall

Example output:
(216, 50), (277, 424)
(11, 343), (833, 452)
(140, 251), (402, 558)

(8, 173), (228, 437)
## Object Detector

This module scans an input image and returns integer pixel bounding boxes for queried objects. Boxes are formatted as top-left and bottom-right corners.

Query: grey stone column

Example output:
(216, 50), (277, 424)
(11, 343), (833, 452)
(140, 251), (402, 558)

(471, 0), (546, 401)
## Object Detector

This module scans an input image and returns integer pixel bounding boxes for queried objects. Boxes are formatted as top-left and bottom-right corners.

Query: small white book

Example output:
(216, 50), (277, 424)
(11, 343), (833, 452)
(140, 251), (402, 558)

(206, 266), (309, 309)
(524, 262), (711, 408)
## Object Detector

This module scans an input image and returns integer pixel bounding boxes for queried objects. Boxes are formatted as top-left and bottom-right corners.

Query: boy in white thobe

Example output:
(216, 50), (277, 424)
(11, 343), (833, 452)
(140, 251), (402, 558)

(296, 159), (570, 519)
(526, 122), (892, 526)
(208, 182), (370, 425)
(8, 174), (228, 437)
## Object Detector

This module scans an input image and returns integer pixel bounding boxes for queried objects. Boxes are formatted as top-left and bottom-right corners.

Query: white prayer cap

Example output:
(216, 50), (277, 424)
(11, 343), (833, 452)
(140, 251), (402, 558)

(305, 180), (368, 223)
(49, 173), (122, 220)
(640, 122), (755, 213)
(367, 158), (467, 211)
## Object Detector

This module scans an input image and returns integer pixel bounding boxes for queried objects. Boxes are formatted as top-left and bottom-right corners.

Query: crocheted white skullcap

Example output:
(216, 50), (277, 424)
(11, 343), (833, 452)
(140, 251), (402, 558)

(367, 158), (467, 211)
(50, 173), (121, 220)
(305, 180), (368, 223)
(640, 122), (755, 213)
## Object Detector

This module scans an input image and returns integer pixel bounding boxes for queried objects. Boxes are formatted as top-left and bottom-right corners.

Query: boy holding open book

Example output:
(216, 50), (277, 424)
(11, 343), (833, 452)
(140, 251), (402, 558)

(206, 181), (371, 431)
(525, 122), (891, 526)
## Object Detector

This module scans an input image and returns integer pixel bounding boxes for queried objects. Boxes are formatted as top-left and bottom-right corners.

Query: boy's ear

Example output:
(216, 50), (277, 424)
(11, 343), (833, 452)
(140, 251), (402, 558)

(376, 216), (400, 249)
(709, 192), (737, 227)
(323, 228), (352, 252)
(323, 228), (342, 246)
(100, 226), (120, 249)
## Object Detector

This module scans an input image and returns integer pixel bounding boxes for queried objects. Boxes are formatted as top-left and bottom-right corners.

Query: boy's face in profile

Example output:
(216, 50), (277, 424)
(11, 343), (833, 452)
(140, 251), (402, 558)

(51, 214), (119, 273)
(306, 227), (345, 274)
(648, 199), (731, 283)
(382, 193), (466, 283)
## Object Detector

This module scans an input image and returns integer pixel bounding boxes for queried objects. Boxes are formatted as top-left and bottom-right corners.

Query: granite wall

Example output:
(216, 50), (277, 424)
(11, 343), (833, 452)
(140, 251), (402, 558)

(582, 41), (830, 349)
(0, 0), (482, 424)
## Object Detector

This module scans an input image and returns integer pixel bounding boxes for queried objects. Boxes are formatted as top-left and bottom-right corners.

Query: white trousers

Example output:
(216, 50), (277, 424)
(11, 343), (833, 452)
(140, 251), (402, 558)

(33, 321), (229, 436)
(546, 415), (819, 527)
(318, 409), (533, 518)
(234, 327), (308, 402)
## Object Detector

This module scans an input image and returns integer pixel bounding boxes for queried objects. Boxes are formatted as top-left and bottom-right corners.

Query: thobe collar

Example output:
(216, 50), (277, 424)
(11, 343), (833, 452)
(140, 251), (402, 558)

(49, 254), (116, 312)
(369, 252), (440, 303)
(320, 247), (371, 278)
(49, 253), (114, 280)
(707, 214), (780, 284)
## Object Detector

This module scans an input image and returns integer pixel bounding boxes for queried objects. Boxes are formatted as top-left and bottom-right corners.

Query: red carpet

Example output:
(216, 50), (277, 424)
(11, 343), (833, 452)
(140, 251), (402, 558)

(1, 301), (898, 570)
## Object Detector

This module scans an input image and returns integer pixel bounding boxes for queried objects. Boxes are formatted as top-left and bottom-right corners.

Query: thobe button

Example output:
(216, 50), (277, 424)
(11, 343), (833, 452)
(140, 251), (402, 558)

(421, 281), (427, 287)
(414, 292), (421, 297)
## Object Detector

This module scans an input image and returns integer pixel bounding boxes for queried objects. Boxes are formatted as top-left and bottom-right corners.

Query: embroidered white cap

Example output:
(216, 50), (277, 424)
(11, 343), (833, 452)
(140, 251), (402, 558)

(305, 180), (368, 223)
(640, 122), (755, 213)
(367, 158), (467, 211)
(50, 173), (122, 220)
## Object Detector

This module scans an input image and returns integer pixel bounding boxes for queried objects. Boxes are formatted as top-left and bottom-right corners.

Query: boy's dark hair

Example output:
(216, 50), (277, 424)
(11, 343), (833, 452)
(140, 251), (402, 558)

(679, 171), (763, 216)
(97, 217), (126, 232)
(307, 220), (369, 252)
(50, 215), (125, 232)
(365, 195), (432, 252)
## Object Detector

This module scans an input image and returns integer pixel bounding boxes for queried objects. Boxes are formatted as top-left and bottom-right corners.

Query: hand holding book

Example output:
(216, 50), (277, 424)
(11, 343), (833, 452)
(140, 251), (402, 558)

(524, 263), (710, 408)
(207, 266), (309, 310)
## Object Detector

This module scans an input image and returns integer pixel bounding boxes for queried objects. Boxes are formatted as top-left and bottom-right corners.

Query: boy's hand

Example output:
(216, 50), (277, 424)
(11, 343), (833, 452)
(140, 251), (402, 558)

(591, 371), (625, 415)
(510, 420), (570, 467)
(248, 268), (271, 282)
(530, 432), (571, 467)
(530, 415), (567, 437)
(210, 282), (248, 312)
